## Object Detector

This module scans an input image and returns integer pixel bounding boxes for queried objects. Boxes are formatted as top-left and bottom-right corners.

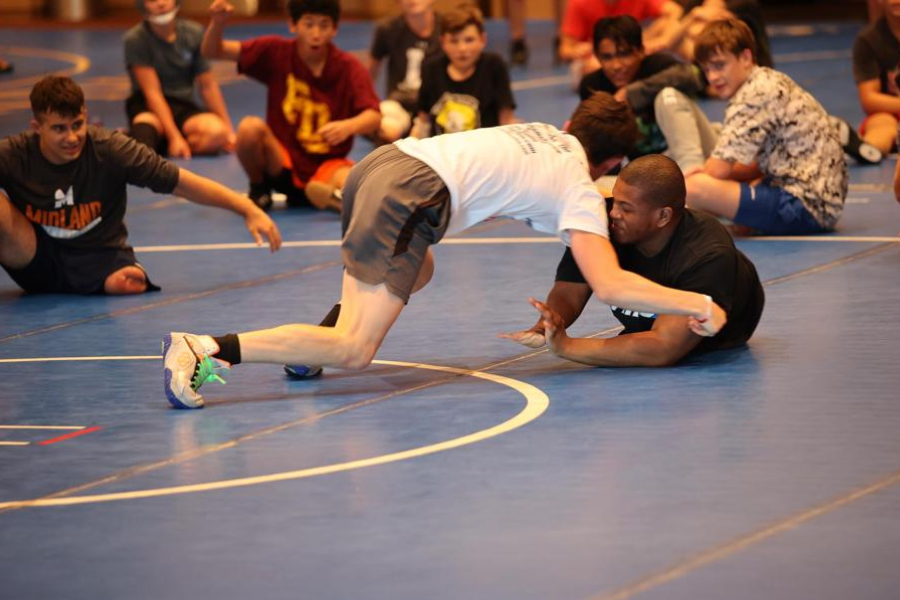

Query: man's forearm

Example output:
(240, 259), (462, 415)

(174, 168), (253, 216)
(554, 331), (685, 367)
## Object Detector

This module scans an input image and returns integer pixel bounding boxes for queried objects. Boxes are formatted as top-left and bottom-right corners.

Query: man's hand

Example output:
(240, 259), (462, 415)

(687, 295), (726, 337)
(527, 298), (569, 354)
(209, 0), (233, 24)
(317, 120), (355, 146)
(498, 328), (546, 349)
(244, 207), (282, 252)
(168, 135), (192, 159)
(613, 87), (629, 104)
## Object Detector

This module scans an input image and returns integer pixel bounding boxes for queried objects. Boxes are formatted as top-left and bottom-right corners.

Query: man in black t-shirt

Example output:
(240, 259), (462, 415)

(578, 16), (705, 158)
(501, 154), (763, 367)
(0, 76), (281, 295)
(413, 4), (516, 137)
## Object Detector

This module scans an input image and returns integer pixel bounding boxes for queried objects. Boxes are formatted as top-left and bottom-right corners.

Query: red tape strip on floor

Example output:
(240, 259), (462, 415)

(38, 426), (102, 446)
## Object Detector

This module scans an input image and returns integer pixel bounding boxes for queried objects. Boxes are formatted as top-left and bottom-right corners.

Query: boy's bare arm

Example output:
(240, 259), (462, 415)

(202, 0), (241, 61)
(857, 79), (900, 114)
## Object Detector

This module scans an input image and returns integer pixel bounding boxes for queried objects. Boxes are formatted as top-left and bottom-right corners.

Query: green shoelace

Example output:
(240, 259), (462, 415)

(191, 354), (227, 391)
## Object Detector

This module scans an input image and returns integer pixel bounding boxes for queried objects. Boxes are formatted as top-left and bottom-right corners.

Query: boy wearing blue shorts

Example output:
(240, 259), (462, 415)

(682, 19), (848, 234)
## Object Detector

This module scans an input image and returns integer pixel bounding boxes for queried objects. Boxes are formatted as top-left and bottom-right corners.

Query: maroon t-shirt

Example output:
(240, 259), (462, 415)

(238, 37), (380, 183)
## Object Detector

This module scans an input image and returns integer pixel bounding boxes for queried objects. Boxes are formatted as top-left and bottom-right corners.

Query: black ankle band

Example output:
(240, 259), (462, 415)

(213, 334), (242, 365)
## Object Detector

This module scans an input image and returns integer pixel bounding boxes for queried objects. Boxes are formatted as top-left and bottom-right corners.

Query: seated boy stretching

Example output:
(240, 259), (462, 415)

(0, 76), (280, 296)
(413, 3), (516, 137)
(201, 0), (381, 212)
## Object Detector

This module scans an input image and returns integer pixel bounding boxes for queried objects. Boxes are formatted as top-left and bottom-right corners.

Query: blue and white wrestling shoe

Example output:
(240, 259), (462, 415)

(162, 332), (231, 409)
(283, 364), (323, 379)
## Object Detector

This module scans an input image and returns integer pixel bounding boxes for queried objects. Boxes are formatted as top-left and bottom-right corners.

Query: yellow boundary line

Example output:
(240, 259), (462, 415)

(0, 358), (549, 509)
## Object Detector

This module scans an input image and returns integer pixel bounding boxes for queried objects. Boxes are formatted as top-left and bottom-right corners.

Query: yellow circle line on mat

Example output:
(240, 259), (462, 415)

(0, 359), (549, 509)
(0, 46), (91, 90)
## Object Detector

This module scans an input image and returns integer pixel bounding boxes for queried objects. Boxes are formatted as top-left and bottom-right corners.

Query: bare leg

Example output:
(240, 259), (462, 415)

(861, 113), (898, 155)
(235, 116), (287, 184)
(182, 113), (230, 155)
(0, 190), (37, 270)
(238, 272), (406, 370)
(685, 173), (742, 220)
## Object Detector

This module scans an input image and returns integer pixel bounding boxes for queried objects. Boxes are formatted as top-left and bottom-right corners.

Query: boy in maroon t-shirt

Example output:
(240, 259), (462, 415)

(202, 0), (381, 211)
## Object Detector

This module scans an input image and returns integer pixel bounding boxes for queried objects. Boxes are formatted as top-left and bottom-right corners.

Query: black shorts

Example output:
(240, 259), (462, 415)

(126, 94), (206, 131)
(1, 223), (158, 295)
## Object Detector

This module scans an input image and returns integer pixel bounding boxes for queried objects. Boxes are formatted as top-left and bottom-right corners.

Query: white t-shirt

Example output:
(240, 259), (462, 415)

(394, 123), (609, 244)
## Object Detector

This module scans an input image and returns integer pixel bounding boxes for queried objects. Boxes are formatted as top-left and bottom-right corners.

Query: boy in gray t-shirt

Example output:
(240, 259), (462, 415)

(124, 0), (234, 158)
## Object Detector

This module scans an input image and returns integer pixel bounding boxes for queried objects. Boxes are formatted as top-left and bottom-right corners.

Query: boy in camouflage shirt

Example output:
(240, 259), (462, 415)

(683, 19), (847, 234)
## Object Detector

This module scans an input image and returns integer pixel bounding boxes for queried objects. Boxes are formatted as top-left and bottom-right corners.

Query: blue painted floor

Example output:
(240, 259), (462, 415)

(1, 18), (899, 600)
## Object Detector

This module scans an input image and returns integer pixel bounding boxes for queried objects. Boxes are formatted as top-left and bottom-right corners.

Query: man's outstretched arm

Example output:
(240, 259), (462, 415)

(569, 230), (725, 336)
(530, 298), (702, 367)
(174, 168), (282, 251)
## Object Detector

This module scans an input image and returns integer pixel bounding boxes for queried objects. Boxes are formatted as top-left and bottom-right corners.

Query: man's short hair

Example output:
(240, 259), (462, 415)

(567, 92), (637, 165)
(287, 0), (340, 25)
(593, 15), (643, 55)
(618, 154), (686, 213)
(441, 3), (485, 35)
(694, 18), (757, 65)
(30, 75), (85, 120)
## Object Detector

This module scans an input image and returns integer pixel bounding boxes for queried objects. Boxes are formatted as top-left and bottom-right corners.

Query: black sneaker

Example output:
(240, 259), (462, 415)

(510, 39), (529, 66)
(831, 116), (882, 165)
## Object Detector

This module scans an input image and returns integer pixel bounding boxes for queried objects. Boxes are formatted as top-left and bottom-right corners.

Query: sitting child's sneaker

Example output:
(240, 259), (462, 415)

(283, 364), (323, 379)
(305, 181), (343, 213)
(831, 116), (883, 165)
(162, 332), (231, 409)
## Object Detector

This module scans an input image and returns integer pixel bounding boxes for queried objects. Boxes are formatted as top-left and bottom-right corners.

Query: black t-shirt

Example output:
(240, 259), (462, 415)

(853, 17), (900, 93)
(0, 126), (180, 250)
(555, 209), (764, 354)
(418, 52), (516, 135)
(370, 14), (443, 112)
(677, 0), (773, 67)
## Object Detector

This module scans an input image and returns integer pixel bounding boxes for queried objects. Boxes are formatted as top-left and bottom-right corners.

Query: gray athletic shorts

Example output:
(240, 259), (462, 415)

(341, 144), (451, 303)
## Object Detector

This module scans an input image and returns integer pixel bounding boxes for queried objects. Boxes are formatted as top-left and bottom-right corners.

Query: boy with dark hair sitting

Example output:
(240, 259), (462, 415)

(201, 0), (381, 212)
(579, 15), (705, 159)
(0, 76), (280, 296)
(413, 3), (516, 137)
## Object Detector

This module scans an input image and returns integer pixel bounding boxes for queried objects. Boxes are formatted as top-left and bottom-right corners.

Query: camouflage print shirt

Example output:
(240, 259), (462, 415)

(712, 66), (848, 229)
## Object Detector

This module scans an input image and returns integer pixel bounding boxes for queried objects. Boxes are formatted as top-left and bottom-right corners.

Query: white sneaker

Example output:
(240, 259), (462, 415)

(162, 332), (231, 409)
